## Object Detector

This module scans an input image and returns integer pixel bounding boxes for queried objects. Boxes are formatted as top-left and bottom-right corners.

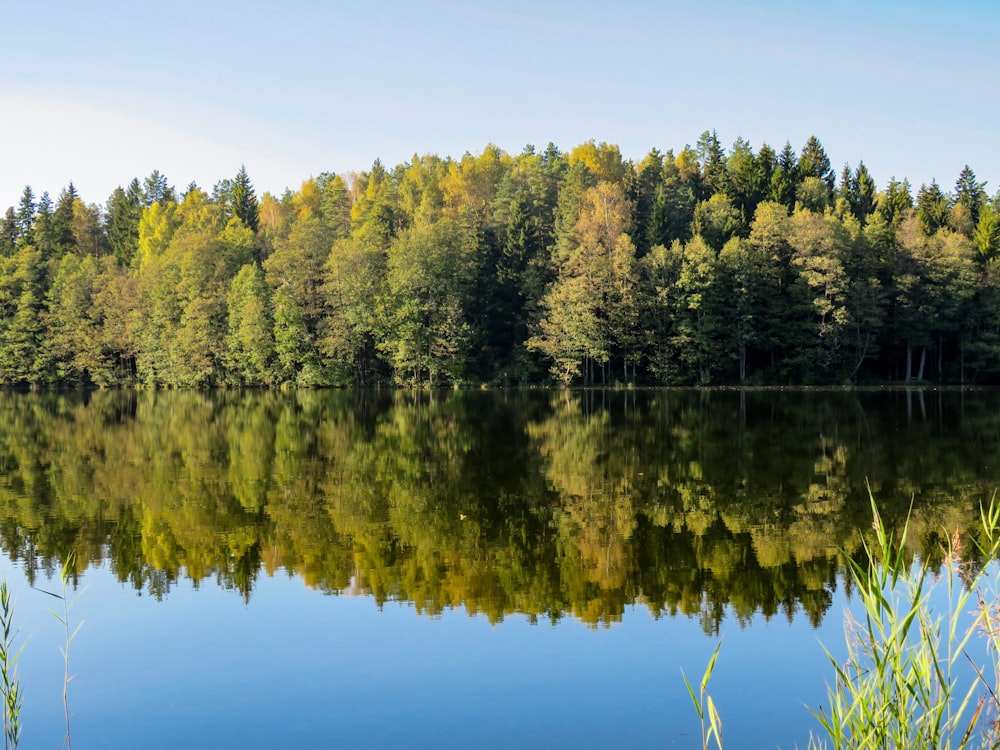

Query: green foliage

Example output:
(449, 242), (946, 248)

(230, 165), (260, 233)
(379, 218), (476, 385)
(683, 642), (723, 750)
(0, 137), (997, 387)
(799, 135), (835, 190)
(690, 493), (1000, 750)
(809, 494), (1000, 749)
(917, 181), (952, 236)
(0, 582), (22, 750)
(36, 555), (81, 750)
(225, 263), (274, 386)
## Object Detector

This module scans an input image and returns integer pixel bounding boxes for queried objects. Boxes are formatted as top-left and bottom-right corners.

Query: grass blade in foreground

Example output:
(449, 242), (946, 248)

(689, 490), (1000, 749)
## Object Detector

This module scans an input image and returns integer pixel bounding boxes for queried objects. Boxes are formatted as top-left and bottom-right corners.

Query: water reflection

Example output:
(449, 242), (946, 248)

(0, 388), (996, 630)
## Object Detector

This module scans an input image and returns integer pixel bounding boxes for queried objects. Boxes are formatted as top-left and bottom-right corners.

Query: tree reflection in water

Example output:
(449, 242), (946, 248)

(0, 388), (995, 631)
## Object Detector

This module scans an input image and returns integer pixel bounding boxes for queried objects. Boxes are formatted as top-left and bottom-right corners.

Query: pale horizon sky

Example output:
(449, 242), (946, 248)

(1, 0), (997, 210)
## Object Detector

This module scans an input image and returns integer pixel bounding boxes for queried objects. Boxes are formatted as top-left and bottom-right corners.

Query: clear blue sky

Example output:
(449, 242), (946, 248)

(1, 0), (997, 209)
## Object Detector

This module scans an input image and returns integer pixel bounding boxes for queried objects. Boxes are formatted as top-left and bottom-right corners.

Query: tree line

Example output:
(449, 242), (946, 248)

(1, 134), (997, 387)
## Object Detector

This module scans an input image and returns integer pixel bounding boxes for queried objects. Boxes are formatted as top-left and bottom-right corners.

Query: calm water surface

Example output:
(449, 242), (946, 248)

(0, 388), (996, 748)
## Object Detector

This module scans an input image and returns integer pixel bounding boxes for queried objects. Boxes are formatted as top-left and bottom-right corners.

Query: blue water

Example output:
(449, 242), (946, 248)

(0, 557), (849, 750)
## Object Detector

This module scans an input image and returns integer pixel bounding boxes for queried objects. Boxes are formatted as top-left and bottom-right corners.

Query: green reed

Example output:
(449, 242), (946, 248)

(0, 582), (22, 750)
(683, 641), (723, 750)
(691, 491), (1000, 750)
(37, 554), (82, 750)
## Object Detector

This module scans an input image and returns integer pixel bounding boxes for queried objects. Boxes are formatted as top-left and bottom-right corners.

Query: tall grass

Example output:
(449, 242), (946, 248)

(690, 492), (1000, 750)
(0, 582), (22, 750)
(37, 554), (81, 750)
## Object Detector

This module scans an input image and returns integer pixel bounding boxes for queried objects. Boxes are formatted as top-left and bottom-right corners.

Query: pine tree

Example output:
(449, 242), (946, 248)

(230, 165), (260, 233)
(52, 182), (79, 256)
(798, 136), (835, 190)
(848, 163), (877, 222)
(15, 186), (35, 246)
(954, 165), (987, 225)
(105, 179), (143, 265)
(696, 129), (727, 199)
(916, 181), (951, 235)
(770, 142), (798, 208)
(0, 208), (17, 256)
(142, 170), (174, 206)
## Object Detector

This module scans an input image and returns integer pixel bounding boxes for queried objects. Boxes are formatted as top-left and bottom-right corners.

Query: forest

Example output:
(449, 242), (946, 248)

(1, 132), (997, 387)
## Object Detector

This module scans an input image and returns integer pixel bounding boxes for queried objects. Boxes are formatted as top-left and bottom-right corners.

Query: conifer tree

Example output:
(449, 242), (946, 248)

(231, 165), (260, 233)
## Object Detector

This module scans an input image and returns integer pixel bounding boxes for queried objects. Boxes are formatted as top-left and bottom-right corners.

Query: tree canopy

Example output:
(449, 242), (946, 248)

(1, 136), (996, 387)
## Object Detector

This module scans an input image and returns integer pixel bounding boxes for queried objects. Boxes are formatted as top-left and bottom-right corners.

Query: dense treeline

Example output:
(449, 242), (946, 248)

(1, 389), (994, 629)
(2, 134), (998, 386)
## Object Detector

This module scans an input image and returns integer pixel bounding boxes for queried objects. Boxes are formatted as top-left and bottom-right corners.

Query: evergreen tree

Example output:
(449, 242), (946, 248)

(770, 142), (799, 208)
(142, 170), (174, 206)
(230, 165), (260, 233)
(725, 137), (767, 223)
(798, 135), (835, 190)
(52, 182), (79, 256)
(105, 179), (143, 265)
(954, 165), (987, 225)
(847, 162), (877, 222)
(916, 181), (951, 235)
(15, 186), (35, 246)
(973, 203), (1000, 262)
(32, 192), (55, 256)
(0, 208), (17, 256)
(696, 129), (727, 198)
(875, 178), (913, 225)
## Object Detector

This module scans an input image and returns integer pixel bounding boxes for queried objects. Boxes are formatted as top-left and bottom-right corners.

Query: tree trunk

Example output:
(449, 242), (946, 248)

(917, 346), (927, 382)
(905, 342), (913, 383)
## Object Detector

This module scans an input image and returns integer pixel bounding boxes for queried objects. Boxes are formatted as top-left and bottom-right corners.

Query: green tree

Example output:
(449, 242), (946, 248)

(843, 162), (877, 223)
(875, 178), (913, 225)
(692, 193), (744, 250)
(225, 263), (274, 386)
(318, 173), (352, 241)
(717, 236), (770, 382)
(320, 235), (386, 384)
(272, 284), (320, 384)
(263, 213), (333, 381)
(696, 129), (727, 199)
(972, 202), (1000, 262)
(105, 179), (143, 265)
(44, 253), (101, 384)
(0, 246), (48, 385)
(142, 170), (174, 206)
(532, 182), (642, 384)
(788, 208), (851, 376)
(0, 208), (16, 257)
(725, 137), (770, 224)
(769, 142), (799, 208)
(379, 218), (476, 385)
(51, 183), (79, 256)
(646, 151), (697, 249)
(230, 165), (260, 233)
(954, 165), (986, 227)
(915, 181), (950, 235)
(14, 186), (35, 247)
(798, 135), (835, 190)
(670, 236), (723, 383)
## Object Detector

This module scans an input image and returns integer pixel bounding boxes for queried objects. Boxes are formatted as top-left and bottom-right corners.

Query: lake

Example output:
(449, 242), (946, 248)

(0, 388), (996, 748)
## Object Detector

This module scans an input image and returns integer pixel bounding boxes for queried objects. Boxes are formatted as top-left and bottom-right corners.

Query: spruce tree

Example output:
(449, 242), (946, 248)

(231, 165), (260, 233)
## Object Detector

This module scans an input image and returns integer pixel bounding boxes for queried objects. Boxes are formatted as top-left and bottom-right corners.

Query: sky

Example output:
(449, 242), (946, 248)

(0, 0), (997, 210)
